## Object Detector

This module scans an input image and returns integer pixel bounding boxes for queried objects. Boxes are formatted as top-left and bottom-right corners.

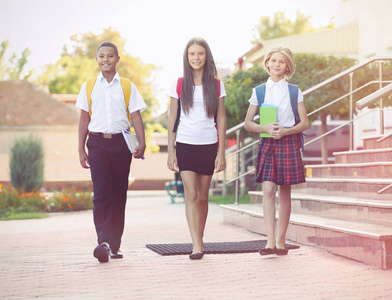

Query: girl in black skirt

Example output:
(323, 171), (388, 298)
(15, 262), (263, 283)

(167, 37), (227, 259)
(244, 46), (309, 255)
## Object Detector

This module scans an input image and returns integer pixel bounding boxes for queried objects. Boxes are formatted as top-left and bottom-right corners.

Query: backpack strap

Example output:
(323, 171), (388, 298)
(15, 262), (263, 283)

(120, 77), (132, 122)
(176, 77), (183, 98)
(172, 77), (220, 133)
(214, 79), (220, 123)
(288, 84), (299, 124)
(255, 83), (266, 107)
(288, 84), (305, 151)
(172, 77), (183, 133)
(86, 78), (97, 117)
(86, 77), (132, 122)
(215, 79), (221, 98)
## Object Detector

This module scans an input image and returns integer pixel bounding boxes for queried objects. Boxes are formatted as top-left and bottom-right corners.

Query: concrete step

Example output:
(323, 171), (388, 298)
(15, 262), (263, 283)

(334, 148), (392, 164)
(305, 162), (392, 178)
(363, 135), (392, 150)
(303, 177), (392, 200)
(221, 203), (392, 269)
(249, 191), (392, 226)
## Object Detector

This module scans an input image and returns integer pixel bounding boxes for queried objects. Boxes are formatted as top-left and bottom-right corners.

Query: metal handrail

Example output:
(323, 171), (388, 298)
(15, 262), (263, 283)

(308, 80), (392, 117)
(356, 82), (392, 110)
(226, 139), (259, 158)
(302, 57), (392, 96)
(226, 168), (255, 185)
(377, 132), (392, 143)
(377, 184), (392, 194)
(305, 108), (392, 147)
(224, 56), (392, 203)
(227, 108), (391, 185)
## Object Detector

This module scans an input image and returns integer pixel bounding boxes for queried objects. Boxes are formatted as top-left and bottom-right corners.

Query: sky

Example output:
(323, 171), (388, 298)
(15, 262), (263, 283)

(0, 0), (337, 115)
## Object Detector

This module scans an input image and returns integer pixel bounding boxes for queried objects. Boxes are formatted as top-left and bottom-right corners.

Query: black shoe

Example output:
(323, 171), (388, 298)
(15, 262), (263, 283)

(276, 248), (289, 255)
(189, 252), (204, 260)
(259, 247), (277, 255)
(93, 243), (110, 263)
(110, 249), (123, 259)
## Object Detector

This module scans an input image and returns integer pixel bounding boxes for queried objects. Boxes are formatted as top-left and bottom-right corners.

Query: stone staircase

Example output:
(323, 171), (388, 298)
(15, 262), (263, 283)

(221, 135), (392, 269)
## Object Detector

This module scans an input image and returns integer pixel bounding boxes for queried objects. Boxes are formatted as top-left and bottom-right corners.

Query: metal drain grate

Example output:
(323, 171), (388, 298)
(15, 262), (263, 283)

(146, 240), (299, 256)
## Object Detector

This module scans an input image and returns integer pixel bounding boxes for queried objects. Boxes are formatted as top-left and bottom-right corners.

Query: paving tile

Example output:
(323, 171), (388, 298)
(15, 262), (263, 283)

(0, 191), (391, 299)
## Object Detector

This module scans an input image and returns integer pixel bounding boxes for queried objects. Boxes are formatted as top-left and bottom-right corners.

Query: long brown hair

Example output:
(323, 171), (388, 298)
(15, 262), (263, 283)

(181, 37), (219, 118)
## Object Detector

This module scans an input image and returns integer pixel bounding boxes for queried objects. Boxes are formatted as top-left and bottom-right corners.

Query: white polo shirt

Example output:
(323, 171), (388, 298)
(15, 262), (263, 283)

(76, 72), (146, 134)
(248, 78), (303, 128)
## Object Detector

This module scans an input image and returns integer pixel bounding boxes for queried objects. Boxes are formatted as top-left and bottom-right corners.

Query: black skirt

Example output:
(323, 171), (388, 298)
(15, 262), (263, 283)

(176, 142), (217, 175)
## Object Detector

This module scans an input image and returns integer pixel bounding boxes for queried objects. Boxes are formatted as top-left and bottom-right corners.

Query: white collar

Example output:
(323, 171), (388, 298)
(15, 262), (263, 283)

(97, 72), (121, 84)
(266, 77), (288, 90)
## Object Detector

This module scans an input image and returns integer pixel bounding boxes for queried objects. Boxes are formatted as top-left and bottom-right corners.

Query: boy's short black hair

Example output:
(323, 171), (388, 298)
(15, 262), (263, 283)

(97, 42), (119, 57)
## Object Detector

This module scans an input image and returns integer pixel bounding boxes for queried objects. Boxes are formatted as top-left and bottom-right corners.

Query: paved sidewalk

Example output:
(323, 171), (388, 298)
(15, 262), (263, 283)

(0, 191), (391, 300)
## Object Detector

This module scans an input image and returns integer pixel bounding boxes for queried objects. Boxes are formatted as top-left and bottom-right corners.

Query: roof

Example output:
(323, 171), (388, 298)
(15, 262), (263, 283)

(238, 24), (359, 70)
(0, 81), (79, 126)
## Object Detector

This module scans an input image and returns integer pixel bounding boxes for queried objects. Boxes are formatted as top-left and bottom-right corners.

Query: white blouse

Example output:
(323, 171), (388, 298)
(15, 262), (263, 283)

(169, 80), (226, 145)
(248, 77), (303, 128)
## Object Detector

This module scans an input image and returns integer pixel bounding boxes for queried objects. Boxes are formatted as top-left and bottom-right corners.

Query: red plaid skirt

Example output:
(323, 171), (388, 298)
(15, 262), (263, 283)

(255, 134), (305, 185)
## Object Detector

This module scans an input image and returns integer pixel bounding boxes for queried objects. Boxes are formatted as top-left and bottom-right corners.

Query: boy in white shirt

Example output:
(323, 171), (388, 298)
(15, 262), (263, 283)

(76, 42), (146, 263)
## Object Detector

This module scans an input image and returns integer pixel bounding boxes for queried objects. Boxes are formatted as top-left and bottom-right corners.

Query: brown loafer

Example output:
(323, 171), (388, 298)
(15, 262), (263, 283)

(276, 248), (289, 255)
(259, 247), (277, 255)
(189, 252), (204, 260)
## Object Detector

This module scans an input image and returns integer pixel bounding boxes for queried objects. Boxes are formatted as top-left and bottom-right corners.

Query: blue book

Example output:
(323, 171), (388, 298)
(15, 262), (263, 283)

(122, 130), (145, 159)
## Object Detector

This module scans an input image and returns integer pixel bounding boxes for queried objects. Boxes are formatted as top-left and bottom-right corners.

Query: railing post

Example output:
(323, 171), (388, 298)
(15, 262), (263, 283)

(222, 168), (227, 196)
(379, 61), (384, 135)
(349, 72), (354, 151)
(235, 129), (240, 205)
(240, 149), (246, 197)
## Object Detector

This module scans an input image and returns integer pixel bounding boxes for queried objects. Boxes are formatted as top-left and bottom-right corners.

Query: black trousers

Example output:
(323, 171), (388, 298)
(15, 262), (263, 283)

(87, 133), (132, 251)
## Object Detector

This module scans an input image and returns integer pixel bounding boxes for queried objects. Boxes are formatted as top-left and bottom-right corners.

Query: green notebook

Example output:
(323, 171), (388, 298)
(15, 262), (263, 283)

(259, 104), (278, 138)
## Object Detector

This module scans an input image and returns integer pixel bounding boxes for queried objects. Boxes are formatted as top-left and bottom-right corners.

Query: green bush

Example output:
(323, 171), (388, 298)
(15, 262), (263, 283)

(9, 134), (44, 192)
(0, 186), (47, 220)
(47, 190), (93, 212)
(0, 185), (93, 220)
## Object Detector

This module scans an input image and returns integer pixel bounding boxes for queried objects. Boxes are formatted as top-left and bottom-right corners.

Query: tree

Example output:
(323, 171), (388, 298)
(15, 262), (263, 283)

(0, 39), (32, 80)
(145, 123), (167, 153)
(252, 10), (334, 43)
(10, 135), (44, 192)
(224, 65), (269, 130)
(292, 54), (356, 119)
(292, 54), (356, 163)
(41, 55), (97, 94)
(0, 40), (9, 79)
(38, 27), (158, 122)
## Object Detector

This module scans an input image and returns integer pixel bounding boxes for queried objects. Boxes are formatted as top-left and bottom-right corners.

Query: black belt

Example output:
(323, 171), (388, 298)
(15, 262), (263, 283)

(90, 132), (122, 139)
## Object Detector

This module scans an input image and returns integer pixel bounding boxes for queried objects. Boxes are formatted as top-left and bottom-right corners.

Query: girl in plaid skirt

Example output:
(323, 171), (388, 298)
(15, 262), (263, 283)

(244, 46), (309, 255)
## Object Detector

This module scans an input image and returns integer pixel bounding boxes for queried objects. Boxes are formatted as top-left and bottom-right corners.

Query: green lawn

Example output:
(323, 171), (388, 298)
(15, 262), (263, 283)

(1, 212), (48, 221)
(209, 193), (250, 205)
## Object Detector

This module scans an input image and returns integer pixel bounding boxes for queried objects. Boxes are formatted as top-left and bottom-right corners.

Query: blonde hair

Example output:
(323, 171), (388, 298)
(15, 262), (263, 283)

(263, 46), (296, 80)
